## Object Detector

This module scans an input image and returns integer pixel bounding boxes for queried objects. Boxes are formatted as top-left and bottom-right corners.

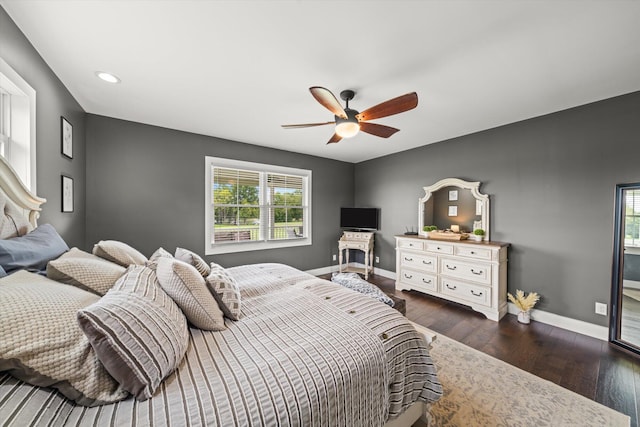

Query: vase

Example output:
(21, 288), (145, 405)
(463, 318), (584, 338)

(517, 311), (531, 324)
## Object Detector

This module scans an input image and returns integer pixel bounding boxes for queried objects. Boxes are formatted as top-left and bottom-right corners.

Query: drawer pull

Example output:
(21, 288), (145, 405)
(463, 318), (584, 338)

(437, 246), (442, 250)
(404, 274), (413, 279)
(422, 260), (432, 265)
(446, 265), (457, 271)
(470, 290), (484, 297)
(446, 284), (457, 290)
(422, 278), (432, 284)
(471, 269), (483, 275)
(404, 257), (413, 262)
(470, 251), (476, 254)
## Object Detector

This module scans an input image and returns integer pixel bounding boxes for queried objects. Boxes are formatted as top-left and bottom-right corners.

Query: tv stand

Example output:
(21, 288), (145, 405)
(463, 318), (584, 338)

(338, 231), (374, 279)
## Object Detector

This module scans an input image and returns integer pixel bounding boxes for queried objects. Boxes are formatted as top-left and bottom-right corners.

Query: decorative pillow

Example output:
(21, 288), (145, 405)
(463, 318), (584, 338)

(0, 271), (128, 406)
(77, 265), (189, 401)
(47, 257), (126, 296)
(59, 247), (104, 261)
(0, 265), (6, 278)
(175, 247), (210, 277)
(205, 262), (242, 320)
(149, 247), (174, 263)
(331, 272), (395, 307)
(0, 223), (69, 274)
(156, 257), (226, 331)
(92, 240), (148, 267)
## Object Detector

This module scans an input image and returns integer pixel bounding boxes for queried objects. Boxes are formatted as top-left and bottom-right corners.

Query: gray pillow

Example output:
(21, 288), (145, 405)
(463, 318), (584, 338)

(156, 257), (226, 331)
(77, 265), (189, 401)
(205, 262), (242, 320)
(92, 240), (148, 267)
(0, 271), (128, 406)
(47, 257), (126, 296)
(175, 247), (210, 277)
(149, 247), (174, 263)
(0, 224), (69, 274)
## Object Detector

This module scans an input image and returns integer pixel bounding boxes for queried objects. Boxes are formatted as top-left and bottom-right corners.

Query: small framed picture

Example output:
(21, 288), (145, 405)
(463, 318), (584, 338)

(61, 175), (74, 212)
(448, 190), (458, 201)
(448, 205), (458, 217)
(61, 117), (73, 159)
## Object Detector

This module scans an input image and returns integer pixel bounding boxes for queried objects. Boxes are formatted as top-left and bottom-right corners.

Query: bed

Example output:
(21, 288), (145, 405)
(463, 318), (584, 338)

(0, 155), (442, 426)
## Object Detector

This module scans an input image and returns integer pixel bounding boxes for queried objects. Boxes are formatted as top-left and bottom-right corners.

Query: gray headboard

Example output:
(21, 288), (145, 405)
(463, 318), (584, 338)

(0, 155), (45, 238)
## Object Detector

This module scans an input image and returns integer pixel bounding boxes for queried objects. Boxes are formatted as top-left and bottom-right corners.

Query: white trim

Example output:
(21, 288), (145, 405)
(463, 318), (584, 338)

(507, 302), (608, 341)
(305, 264), (396, 279)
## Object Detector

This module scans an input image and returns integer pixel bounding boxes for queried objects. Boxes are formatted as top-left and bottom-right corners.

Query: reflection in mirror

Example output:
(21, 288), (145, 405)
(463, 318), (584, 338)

(611, 183), (640, 355)
(418, 178), (490, 240)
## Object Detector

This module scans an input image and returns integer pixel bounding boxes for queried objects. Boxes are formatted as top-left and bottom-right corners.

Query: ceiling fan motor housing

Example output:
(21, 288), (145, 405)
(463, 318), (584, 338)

(335, 108), (360, 138)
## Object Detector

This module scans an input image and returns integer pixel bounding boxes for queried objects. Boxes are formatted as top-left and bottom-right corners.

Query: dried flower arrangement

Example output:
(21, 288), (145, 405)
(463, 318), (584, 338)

(507, 290), (540, 313)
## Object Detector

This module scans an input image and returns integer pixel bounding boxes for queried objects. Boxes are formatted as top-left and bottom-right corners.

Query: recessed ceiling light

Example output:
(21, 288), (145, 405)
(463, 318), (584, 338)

(95, 71), (121, 84)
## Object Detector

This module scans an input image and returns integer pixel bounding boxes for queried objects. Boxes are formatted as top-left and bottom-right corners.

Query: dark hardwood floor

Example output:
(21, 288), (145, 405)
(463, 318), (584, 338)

(320, 273), (640, 427)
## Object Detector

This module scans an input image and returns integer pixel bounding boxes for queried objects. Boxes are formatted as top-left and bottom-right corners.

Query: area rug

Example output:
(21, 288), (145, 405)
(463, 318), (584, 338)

(412, 323), (631, 427)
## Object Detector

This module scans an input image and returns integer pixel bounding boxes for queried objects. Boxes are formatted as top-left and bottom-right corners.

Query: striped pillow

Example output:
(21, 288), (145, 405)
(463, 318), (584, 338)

(92, 240), (148, 267)
(205, 262), (242, 320)
(77, 265), (188, 401)
(175, 247), (210, 277)
(0, 271), (128, 406)
(156, 257), (226, 331)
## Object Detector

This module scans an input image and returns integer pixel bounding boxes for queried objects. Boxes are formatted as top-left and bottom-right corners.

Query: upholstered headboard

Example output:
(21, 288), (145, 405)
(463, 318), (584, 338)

(0, 155), (45, 239)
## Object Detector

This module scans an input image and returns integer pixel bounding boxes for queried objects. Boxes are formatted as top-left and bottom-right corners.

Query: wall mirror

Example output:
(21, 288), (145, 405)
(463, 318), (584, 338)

(418, 178), (490, 240)
(610, 182), (640, 356)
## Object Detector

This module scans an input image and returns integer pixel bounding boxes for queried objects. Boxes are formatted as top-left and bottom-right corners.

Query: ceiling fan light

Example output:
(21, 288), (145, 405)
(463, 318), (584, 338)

(335, 121), (360, 138)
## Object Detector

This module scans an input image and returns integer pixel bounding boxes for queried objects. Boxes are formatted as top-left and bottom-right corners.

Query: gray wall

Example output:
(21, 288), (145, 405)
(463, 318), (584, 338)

(85, 115), (353, 270)
(355, 90), (640, 326)
(0, 7), (86, 247)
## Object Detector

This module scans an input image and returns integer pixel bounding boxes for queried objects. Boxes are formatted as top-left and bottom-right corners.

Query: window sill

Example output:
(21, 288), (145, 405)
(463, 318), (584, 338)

(205, 237), (312, 255)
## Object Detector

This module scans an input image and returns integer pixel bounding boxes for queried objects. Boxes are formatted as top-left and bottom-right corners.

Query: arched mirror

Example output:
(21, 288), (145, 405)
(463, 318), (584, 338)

(610, 182), (640, 355)
(418, 178), (490, 240)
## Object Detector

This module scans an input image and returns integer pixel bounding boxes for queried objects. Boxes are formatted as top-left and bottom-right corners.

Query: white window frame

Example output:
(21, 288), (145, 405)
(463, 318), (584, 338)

(205, 156), (312, 255)
(0, 57), (36, 192)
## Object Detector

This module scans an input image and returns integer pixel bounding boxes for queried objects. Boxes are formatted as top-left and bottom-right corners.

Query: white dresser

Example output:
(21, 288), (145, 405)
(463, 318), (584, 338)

(395, 235), (509, 321)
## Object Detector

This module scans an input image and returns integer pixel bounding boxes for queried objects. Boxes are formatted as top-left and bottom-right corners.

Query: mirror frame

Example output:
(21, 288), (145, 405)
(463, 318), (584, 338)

(418, 178), (490, 240)
(610, 182), (640, 356)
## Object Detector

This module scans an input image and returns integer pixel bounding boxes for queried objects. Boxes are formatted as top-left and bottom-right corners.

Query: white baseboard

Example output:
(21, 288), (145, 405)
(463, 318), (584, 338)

(306, 265), (609, 342)
(507, 303), (608, 341)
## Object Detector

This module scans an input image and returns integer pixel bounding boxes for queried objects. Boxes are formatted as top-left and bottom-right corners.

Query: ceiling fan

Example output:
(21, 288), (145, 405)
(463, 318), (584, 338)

(282, 87), (418, 144)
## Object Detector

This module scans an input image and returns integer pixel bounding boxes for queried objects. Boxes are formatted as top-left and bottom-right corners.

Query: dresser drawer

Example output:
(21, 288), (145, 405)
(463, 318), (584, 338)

(425, 242), (454, 255)
(398, 239), (424, 251)
(400, 252), (437, 273)
(399, 268), (437, 292)
(440, 277), (491, 307)
(454, 245), (493, 260)
(340, 241), (367, 250)
(440, 258), (491, 284)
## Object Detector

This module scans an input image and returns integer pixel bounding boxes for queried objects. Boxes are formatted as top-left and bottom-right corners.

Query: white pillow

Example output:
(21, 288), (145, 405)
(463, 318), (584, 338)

(93, 240), (148, 267)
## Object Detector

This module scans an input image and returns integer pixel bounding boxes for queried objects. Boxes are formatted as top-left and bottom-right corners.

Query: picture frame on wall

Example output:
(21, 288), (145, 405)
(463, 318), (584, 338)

(61, 116), (73, 159)
(61, 175), (74, 212)
(448, 205), (458, 216)
(448, 190), (458, 201)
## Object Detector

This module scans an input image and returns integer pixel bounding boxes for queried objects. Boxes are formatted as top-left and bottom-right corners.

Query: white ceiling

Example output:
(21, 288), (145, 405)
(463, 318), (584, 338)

(2, 1), (640, 163)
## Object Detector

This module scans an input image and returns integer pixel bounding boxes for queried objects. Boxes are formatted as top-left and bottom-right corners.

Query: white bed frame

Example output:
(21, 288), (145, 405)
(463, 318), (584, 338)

(0, 155), (45, 228)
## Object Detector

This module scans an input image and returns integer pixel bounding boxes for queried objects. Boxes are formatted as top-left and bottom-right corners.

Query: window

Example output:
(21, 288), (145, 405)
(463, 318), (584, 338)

(205, 157), (312, 254)
(0, 57), (36, 191)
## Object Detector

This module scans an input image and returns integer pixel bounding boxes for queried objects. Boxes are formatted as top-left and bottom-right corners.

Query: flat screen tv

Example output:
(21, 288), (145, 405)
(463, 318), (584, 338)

(340, 207), (380, 230)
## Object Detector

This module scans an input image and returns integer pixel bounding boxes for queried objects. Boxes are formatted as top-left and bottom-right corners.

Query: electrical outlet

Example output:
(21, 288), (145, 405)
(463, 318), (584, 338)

(332, 254), (337, 261)
(595, 302), (607, 316)
(375, 256), (380, 264)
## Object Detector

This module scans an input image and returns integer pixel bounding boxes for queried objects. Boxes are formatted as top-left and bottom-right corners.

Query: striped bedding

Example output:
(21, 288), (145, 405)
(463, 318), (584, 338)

(0, 263), (441, 426)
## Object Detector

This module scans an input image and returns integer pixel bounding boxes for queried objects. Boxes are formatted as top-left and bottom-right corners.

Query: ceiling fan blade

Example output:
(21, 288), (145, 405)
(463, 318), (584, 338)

(327, 133), (342, 144)
(310, 87), (347, 119)
(356, 92), (418, 122)
(359, 122), (400, 138)
(281, 121), (334, 129)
